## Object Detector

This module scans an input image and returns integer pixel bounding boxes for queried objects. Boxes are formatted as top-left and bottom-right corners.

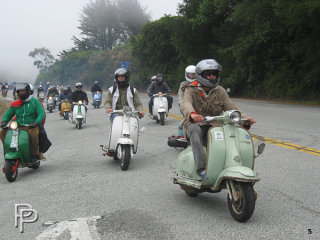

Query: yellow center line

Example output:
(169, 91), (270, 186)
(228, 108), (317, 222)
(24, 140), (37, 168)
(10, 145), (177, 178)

(155, 110), (320, 157)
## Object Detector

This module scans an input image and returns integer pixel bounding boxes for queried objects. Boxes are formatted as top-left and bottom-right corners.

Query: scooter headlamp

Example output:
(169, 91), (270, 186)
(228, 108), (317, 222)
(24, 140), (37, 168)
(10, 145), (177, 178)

(229, 110), (241, 123)
(10, 121), (18, 130)
(123, 106), (132, 115)
(78, 100), (83, 104)
(49, 97), (53, 100)
(158, 92), (163, 97)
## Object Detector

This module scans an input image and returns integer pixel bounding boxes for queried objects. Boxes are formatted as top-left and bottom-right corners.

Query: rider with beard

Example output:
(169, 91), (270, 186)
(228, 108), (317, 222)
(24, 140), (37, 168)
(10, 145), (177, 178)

(0, 82), (45, 162)
(69, 82), (89, 111)
(105, 68), (144, 124)
(147, 74), (173, 117)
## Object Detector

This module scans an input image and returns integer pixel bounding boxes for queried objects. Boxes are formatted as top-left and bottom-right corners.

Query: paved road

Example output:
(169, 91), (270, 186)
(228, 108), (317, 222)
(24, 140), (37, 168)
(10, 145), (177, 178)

(0, 92), (319, 240)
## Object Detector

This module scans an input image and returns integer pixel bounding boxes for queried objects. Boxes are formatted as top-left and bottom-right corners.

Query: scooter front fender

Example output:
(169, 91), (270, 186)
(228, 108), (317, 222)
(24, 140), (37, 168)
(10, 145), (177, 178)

(117, 138), (134, 146)
(213, 166), (260, 189)
(4, 152), (23, 161)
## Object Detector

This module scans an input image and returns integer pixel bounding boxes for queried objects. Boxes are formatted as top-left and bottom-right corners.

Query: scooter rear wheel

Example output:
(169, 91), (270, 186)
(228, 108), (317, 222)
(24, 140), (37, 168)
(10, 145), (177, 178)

(227, 182), (255, 222)
(5, 160), (18, 182)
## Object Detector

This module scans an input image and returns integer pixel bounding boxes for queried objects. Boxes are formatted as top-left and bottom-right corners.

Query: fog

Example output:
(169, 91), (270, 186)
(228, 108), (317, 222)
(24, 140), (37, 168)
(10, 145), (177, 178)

(0, 0), (182, 83)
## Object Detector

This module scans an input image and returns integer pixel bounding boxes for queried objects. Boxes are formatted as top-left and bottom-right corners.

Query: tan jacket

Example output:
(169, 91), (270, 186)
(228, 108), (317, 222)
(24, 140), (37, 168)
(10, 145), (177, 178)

(180, 85), (247, 131)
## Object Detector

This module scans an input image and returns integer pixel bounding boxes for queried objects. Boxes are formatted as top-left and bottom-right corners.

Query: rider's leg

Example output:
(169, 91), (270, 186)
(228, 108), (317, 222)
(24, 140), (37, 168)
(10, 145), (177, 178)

(148, 97), (154, 114)
(27, 127), (40, 157)
(186, 124), (206, 175)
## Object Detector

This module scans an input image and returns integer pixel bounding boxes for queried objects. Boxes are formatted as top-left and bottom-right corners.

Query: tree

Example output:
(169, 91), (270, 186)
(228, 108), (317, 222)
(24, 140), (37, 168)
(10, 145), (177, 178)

(29, 47), (55, 73)
(74, 0), (150, 50)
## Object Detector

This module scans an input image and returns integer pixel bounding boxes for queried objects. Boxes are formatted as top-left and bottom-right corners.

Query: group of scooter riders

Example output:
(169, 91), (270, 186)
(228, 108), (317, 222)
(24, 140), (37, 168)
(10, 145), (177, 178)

(0, 58), (255, 180)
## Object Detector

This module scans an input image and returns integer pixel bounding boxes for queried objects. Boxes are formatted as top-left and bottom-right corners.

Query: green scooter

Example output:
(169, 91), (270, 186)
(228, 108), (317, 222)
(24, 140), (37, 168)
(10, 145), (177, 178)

(1, 121), (40, 182)
(174, 110), (265, 222)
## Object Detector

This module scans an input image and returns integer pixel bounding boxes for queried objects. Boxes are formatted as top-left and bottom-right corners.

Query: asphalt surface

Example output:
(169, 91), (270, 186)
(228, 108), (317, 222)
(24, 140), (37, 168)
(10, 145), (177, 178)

(0, 91), (319, 240)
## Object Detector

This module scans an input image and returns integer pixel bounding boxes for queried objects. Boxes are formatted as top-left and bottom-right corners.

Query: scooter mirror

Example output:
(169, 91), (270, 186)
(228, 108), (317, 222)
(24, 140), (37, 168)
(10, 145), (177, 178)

(257, 143), (266, 155)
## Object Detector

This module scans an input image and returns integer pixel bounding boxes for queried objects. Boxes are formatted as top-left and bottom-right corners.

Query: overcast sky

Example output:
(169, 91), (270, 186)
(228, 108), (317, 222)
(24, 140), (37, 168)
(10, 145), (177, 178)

(0, 0), (183, 83)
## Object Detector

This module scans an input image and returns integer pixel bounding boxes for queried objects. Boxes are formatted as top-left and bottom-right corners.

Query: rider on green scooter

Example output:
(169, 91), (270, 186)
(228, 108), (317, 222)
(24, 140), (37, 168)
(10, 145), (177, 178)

(0, 82), (45, 162)
(180, 59), (255, 179)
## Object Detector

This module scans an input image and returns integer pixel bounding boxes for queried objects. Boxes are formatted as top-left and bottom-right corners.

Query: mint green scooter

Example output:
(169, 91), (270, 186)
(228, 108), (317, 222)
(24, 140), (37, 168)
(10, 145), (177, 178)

(1, 121), (40, 182)
(174, 110), (265, 222)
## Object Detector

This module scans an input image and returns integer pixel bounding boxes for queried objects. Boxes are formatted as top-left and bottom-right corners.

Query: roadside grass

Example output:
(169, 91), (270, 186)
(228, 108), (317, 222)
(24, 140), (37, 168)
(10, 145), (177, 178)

(0, 99), (8, 119)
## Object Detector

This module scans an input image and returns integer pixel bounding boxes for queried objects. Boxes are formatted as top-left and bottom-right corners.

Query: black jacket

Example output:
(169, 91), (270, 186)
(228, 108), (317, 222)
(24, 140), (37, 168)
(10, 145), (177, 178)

(91, 85), (102, 93)
(69, 90), (88, 103)
(147, 82), (171, 97)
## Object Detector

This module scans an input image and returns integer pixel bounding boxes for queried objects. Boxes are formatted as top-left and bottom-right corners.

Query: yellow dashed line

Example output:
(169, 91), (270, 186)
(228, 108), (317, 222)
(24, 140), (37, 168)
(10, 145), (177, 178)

(161, 112), (320, 157)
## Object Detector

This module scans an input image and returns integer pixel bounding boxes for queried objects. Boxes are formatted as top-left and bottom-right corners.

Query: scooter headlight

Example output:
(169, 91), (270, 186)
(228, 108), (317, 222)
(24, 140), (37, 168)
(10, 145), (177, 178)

(10, 121), (18, 130)
(229, 110), (241, 123)
(158, 92), (163, 97)
(123, 106), (132, 115)
(78, 100), (83, 104)
(49, 97), (53, 100)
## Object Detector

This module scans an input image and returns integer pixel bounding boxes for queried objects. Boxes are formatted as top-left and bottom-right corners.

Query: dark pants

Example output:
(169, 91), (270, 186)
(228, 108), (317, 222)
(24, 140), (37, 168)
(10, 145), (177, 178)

(39, 125), (52, 153)
(148, 96), (173, 114)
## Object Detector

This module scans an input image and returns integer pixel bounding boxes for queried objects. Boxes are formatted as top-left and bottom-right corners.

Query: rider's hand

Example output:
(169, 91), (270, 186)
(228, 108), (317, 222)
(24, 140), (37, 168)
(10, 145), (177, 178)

(243, 116), (255, 130)
(190, 113), (204, 123)
(1, 121), (8, 129)
(85, 102), (88, 105)
(138, 111), (144, 118)
(106, 108), (113, 113)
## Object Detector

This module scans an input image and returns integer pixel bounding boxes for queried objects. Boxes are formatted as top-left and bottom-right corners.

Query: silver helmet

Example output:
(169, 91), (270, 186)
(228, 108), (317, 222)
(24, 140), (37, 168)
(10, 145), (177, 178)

(185, 65), (196, 83)
(195, 59), (222, 88)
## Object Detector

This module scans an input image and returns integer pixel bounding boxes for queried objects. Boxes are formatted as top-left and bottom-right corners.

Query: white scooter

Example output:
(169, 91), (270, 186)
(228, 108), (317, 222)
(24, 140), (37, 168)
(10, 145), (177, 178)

(69, 101), (86, 129)
(101, 106), (139, 171)
(151, 92), (168, 125)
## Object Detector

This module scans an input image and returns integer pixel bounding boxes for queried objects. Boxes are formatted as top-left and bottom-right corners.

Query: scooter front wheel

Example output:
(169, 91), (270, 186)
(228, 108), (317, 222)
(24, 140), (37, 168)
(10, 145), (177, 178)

(227, 182), (255, 222)
(120, 145), (131, 171)
(4, 160), (18, 182)
(160, 112), (165, 125)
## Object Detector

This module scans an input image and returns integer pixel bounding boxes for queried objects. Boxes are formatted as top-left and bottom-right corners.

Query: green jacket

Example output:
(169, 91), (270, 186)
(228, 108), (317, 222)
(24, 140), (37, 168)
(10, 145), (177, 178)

(2, 97), (45, 126)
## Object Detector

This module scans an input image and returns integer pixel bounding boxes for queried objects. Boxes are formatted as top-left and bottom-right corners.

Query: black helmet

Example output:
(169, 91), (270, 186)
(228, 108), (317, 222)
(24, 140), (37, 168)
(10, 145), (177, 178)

(114, 68), (129, 88)
(195, 59), (222, 88)
(16, 82), (31, 100)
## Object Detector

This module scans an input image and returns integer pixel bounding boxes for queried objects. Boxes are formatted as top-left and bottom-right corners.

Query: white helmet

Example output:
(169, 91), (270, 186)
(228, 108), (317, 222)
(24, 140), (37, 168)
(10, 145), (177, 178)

(185, 65), (196, 83)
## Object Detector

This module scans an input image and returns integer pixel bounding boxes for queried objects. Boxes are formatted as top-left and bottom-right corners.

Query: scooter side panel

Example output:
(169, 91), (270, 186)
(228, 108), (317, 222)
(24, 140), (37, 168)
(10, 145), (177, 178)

(175, 146), (204, 181)
(203, 127), (227, 185)
(236, 127), (254, 169)
(129, 117), (139, 153)
(108, 116), (123, 151)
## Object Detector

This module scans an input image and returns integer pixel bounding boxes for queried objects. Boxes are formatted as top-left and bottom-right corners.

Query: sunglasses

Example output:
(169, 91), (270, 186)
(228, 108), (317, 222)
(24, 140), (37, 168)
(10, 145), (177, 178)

(203, 71), (219, 77)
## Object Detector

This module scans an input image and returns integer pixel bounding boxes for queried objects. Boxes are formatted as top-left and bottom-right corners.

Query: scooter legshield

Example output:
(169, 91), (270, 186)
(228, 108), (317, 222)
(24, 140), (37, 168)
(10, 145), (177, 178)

(153, 97), (168, 117)
(4, 129), (30, 163)
(203, 126), (255, 186)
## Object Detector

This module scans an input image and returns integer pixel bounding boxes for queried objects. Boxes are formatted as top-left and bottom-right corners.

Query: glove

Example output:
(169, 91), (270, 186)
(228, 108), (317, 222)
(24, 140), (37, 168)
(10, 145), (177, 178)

(1, 121), (8, 129)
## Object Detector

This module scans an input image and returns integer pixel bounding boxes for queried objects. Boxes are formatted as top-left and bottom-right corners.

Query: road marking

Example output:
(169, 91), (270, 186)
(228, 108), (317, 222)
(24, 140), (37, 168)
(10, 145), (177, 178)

(161, 111), (320, 157)
(36, 216), (102, 240)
